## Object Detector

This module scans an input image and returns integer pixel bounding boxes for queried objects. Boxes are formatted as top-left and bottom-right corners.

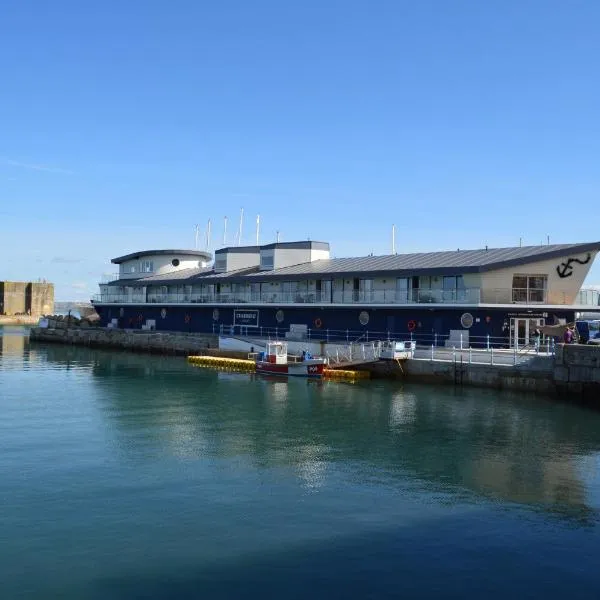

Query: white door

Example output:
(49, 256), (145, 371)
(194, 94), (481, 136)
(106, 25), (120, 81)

(510, 318), (545, 348)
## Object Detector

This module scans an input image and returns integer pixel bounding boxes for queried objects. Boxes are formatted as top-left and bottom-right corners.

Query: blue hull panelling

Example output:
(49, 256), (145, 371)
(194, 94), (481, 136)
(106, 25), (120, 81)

(92, 303), (576, 346)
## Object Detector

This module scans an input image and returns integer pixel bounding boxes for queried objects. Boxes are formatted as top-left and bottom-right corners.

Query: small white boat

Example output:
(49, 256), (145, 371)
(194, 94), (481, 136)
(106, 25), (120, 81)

(250, 341), (327, 377)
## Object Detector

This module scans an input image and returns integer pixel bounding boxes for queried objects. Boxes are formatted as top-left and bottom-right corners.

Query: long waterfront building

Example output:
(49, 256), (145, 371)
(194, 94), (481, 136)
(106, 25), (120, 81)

(92, 240), (600, 347)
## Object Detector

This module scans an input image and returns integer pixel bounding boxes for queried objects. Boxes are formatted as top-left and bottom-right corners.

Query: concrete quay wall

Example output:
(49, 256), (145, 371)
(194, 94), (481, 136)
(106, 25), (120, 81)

(29, 327), (222, 357)
(553, 344), (600, 400)
(364, 359), (556, 396)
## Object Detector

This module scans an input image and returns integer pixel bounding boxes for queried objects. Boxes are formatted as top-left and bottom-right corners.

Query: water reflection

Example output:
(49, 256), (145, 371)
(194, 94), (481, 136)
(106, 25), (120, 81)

(0, 326), (26, 369)
(20, 336), (600, 520)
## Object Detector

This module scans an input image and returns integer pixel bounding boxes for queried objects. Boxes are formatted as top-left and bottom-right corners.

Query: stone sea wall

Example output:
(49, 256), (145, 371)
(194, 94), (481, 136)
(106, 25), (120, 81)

(554, 344), (600, 400)
(29, 327), (224, 357)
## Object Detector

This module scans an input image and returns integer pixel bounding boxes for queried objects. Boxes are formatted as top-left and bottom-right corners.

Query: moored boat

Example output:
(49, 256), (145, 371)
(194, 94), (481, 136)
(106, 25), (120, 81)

(251, 341), (326, 377)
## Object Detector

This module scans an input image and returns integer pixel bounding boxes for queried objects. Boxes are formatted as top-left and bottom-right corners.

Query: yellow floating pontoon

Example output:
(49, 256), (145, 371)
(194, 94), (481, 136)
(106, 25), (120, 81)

(187, 355), (370, 381)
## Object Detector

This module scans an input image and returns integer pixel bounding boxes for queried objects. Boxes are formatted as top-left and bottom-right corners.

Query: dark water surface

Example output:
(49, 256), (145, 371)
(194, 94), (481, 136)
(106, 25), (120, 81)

(1, 326), (600, 599)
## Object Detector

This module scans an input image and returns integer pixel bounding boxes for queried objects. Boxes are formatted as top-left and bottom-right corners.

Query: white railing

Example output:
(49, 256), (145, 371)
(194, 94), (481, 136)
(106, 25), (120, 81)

(326, 341), (382, 365)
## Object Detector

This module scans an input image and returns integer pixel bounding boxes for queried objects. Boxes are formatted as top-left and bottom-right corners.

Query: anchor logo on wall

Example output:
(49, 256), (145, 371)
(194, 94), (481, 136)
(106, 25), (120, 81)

(556, 253), (591, 278)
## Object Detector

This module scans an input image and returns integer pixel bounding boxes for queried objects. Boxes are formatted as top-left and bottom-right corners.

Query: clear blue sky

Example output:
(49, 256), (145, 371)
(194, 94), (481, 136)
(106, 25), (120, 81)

(1, 0), (599, 301)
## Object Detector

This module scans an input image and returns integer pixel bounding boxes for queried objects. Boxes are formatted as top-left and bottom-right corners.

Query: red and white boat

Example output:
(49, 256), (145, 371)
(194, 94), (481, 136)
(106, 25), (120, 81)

(251, 341), (327, 378)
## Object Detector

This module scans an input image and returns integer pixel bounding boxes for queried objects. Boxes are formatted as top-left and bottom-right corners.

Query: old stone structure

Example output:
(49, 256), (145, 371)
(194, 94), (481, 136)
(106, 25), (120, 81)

(0, 281), (54, 316)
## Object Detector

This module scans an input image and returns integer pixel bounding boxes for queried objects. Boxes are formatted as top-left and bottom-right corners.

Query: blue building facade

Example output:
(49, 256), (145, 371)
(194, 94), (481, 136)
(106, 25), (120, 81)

(92, 240), (600, 348)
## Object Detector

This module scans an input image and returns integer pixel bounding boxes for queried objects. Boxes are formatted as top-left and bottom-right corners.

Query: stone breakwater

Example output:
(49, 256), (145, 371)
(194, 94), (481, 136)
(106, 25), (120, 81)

(29, 327), (229, 357)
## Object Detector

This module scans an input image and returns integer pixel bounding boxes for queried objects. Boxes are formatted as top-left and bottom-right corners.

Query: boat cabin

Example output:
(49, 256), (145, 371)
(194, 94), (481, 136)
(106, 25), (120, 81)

(379, 340), (416, 360)
(260, 341), (288, 364)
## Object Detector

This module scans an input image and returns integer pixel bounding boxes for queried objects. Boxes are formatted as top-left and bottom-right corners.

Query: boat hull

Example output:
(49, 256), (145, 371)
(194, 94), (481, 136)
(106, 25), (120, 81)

(255, 361), (325, 378)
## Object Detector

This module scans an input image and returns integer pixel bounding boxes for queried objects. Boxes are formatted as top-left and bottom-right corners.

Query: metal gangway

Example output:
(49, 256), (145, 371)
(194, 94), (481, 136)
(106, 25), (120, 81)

(325, 341), (383, 368)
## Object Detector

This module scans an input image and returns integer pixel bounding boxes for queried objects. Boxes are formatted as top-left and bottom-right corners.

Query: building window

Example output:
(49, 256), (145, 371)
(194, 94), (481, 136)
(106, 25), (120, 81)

(129, 265), (137, 274)
(443, 276), (465, 290)
(251, 283), (261, 300)
(214, 257), (226, 272)
(396, 277), (411, 302)
(442, 276), (466, 302)
(512, 275), (547, 303)
(359, 279), (373, 300)
(260, 255), (274, 270)
(141, 260), (154, 273)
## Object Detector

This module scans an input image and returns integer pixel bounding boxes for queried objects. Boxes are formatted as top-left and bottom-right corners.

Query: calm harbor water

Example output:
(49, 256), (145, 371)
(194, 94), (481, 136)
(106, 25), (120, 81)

(1, 326), (600, 599)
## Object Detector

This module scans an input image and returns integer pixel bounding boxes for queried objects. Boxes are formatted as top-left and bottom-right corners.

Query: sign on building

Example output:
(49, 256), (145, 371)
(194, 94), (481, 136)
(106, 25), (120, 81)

(233, 309), (259, 328)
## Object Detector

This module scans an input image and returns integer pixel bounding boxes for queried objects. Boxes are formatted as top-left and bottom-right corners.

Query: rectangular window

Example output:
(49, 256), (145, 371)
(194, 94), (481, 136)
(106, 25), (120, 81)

(443, 276), (465, 290)
(442, 275), (465, 301)
(214, 257), (227, 272)
(396, 277), (410, 302)
(359, 279), (373, 292)
(512, 275), (547, 303)
(260, 254), (274, 270)
(321, 279), (332, 303)
(140, 260), (154, 273)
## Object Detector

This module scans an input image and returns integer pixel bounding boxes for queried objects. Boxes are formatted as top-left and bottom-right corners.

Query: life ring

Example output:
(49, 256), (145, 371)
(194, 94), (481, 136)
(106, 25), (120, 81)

(314, 318), (323, 329)
(407, 319), (417, 332)
(184, 314), (191, 324)
(138, 314), (143, 322)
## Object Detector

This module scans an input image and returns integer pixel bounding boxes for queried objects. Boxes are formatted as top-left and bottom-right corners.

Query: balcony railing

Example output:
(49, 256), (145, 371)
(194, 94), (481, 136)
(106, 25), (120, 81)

(92, 285), (599, 306)
(94, 288), (477, 305)
(100, 273), (120, 284)
(91, 282), (600, 307)
(577, 288), (600, 306)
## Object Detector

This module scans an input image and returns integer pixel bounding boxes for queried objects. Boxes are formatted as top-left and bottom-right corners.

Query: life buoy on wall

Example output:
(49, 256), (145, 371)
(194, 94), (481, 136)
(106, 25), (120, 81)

(314, 318), (323, 329)
(407, 319), (417, 332)
(138, 314), (144, 322)
(184, 314), (191, 324)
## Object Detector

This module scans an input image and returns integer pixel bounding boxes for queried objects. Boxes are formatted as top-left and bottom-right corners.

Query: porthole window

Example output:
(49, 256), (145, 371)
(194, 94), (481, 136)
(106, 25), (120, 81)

(359, 311), (369, 326)
(172, 258), (180, 267)
(460, 313), (474, 329)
